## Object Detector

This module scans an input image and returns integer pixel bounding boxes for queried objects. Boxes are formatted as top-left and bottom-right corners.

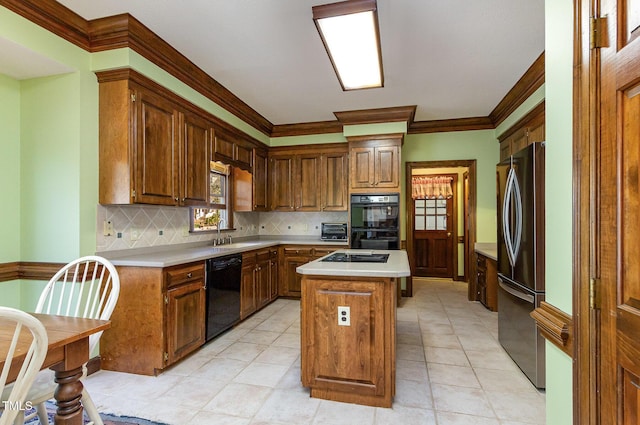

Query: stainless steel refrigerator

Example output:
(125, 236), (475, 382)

(496, 142), (545, 388)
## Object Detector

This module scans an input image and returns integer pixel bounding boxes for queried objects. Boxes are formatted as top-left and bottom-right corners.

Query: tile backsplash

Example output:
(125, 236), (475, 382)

(96, 205), (348, 252)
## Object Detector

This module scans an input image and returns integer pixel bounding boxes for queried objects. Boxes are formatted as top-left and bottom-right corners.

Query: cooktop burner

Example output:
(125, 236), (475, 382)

(321, 252), (390, 263)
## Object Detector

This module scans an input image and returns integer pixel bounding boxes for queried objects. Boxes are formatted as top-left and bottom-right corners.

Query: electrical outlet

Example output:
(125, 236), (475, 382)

(130, 228), (140, 241)
(103, 220), (114, 236)
(337, 306), (350, 326)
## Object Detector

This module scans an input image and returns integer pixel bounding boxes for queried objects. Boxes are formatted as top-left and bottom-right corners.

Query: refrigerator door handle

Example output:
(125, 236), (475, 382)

(499, 279), (534, 303)
(512, 170), (523, 261)
(503, 168), (516, 267)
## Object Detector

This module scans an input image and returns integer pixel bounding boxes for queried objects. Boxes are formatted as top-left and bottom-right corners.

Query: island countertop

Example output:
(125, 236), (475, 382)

(296, 249), (410, 278)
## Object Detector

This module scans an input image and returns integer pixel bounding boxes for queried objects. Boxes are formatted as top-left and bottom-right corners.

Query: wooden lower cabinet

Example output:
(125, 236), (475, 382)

(241, 248), (278, 319)
(301, 275), (397, 407)
(101, 261), (205, 375)
(280, 245), (343, 298)
(476, 253), (498, 311)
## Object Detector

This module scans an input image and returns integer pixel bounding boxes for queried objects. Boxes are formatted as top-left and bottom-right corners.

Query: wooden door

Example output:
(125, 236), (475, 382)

(321, 151), (348, 211)
(598, 0), (640, 421)
(135, 90), (178, 205)
(413, 197), (454, 277)
(180, 112), (210, 206)
(297, 153), (321, 211)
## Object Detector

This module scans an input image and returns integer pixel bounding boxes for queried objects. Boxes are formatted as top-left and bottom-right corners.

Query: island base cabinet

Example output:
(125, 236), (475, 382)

(301, 275), (396, 408)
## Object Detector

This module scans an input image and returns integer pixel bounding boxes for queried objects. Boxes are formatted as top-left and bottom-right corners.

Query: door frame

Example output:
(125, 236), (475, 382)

(404, 160), (477, 298)
(573, 0), (595, 422)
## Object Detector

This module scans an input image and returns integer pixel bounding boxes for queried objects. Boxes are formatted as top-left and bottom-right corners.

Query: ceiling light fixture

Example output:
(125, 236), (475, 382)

(312, 0), (384, 91)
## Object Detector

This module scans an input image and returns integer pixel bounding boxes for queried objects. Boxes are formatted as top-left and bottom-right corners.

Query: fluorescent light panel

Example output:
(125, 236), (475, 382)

(313, 0), (384, 90)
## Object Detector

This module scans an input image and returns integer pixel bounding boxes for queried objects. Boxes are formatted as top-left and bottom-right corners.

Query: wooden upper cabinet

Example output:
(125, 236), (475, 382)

(270, 154), (295, 211)
(297, 153), (322, 211)
(98, 70), (213, 207)
(321, 151), (348, 211)
(180, 112), (211, 206)
(498, 102), (545, 162)
(97, 69), (266, 207)
(134, 89), (179, 205)
(252, 148), (269, 211)
(269, 144), (348, 212)
(348, 134), (402, 192)
(213, 131), (253, 171)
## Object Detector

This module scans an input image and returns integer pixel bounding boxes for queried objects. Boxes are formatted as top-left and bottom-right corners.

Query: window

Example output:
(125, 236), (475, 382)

(191, 161), (231, 232)
(414, 199), (448, 231)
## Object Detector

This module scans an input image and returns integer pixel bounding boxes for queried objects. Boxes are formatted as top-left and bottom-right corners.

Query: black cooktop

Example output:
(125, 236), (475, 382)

(321, 252), (390, 263)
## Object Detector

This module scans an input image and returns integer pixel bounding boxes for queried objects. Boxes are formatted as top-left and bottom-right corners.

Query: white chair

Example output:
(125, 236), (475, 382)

(8, 256), (120, 425)
(0, 307), (48, 425)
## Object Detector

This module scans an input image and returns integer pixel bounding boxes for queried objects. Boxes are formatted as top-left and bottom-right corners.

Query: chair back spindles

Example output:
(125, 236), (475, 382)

(0, 307), (48, 425)
(34, 256), (120, 353)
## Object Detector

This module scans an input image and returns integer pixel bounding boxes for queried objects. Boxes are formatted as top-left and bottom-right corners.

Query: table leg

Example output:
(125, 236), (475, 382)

(53, 366), (85, 425)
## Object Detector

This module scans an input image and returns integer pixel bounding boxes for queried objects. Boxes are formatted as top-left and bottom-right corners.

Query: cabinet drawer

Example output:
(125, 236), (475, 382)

(312, 247), (336, 258)
(283, 247), (313, 256)
(166, 263), (204, 288)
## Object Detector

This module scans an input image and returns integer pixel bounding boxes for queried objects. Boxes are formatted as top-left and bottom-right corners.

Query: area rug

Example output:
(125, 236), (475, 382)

(22, 401), (170, 425)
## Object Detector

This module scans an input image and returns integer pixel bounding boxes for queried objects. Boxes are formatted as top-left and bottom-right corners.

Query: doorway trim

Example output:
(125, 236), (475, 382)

(405, 160), (477, 298)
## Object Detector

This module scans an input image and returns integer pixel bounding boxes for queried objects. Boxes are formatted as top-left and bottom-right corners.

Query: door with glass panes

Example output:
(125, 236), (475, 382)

(413, 196), (454, 277)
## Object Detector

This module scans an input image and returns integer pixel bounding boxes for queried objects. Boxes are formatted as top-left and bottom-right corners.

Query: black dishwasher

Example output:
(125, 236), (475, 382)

(205, 254), (242, 341)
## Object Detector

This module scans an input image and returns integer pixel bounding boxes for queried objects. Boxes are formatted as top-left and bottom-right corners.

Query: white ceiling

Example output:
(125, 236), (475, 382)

(0, 36), (74, 80)
(54, 0), (544, 126)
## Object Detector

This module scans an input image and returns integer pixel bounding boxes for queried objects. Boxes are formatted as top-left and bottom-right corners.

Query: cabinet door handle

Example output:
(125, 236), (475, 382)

(174, 197), (179, 202)
(186, 272), (192, 278)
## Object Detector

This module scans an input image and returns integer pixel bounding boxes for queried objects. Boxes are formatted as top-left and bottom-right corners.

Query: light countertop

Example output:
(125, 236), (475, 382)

(97, 238), (348, 268)
(475, 243), (497, 261)
(296, 249), (410, 278)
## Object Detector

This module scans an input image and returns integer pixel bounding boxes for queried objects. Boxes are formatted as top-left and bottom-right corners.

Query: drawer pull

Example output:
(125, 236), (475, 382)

(186, 272), (192, 278)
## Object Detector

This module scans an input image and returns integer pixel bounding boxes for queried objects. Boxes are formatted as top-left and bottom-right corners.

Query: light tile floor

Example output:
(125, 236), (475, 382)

(84, 278), (546, 424)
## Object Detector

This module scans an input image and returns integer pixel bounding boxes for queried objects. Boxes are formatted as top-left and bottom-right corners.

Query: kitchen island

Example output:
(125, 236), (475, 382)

(297, 250), (410, 408)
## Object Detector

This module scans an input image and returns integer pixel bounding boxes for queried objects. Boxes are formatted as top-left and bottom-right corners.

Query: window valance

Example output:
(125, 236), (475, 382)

(411, 175), (453, 199)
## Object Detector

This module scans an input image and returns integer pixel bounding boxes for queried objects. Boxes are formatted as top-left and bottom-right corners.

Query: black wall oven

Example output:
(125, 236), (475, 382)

(350, 193), (400, 249)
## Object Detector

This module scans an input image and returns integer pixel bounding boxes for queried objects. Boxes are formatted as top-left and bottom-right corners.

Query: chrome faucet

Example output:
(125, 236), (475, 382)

(213, 219), (226, 246)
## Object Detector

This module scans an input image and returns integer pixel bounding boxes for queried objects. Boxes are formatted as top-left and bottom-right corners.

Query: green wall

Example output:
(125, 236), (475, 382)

(0, 74), (22, 307)
(544, 0), (574, 423)
(403, 130), (499, 242)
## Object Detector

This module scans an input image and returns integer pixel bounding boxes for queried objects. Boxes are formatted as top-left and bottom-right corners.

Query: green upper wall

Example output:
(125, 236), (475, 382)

(403, 130), (499, 242)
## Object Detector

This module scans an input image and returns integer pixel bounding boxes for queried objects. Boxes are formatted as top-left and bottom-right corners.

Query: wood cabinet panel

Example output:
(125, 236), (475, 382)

(101, 261), (205, 375)
(301, 275), (396, 407)
(181, 112), (211, 206)
(297, 154), (321, 211)
(269, 146), (348, 212)
(280, 245), (342, 298)
(135, 90), (178, 205)
(241, 253), (257, 319)
(241, 248), (277, 318)
(270, 155), (295, 211)
(348, 135), (402, 192)
(166, 280), (205, 364)
(321, 152), (348, 211)
(476, 253), (497, 311)
(498, 102), (545, 162)
(252, 148), (269, 211)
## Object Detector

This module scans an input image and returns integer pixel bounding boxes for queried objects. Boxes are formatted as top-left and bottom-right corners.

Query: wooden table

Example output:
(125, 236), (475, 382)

(0, 314), (110, 425)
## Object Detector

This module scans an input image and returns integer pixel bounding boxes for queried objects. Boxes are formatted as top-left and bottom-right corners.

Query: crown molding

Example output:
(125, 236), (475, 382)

(489, 51), (545, 127)
(271, 121), (344, 137)
(2, 0), (273, 136)
(334, 105), (416, 126)
(408, 117), (494, 134)
(0, 0), (90, 49)
(2, 1), (544, 139)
